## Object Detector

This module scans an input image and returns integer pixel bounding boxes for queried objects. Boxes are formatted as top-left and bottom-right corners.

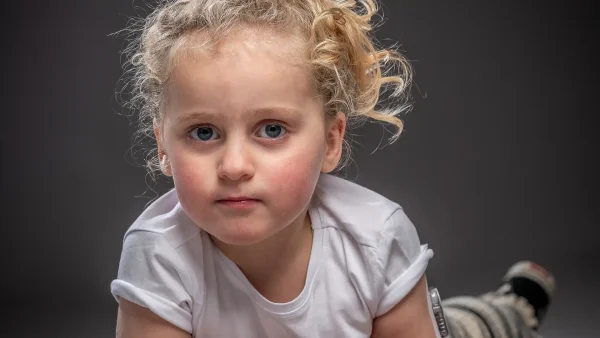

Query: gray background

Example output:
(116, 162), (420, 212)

(1, 0), (598, 337)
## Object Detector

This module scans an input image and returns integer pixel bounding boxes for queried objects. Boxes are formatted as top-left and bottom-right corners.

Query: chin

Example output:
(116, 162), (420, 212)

(211, 222), (275, 246)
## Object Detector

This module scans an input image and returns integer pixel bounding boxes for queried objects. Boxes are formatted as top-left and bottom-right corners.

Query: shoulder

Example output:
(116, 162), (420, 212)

(124, 189), (200, 249)
(312, 173), (408, 248)
(312, 174), (433, 317)
(112, 189), (205, 334)
(117, 188), (206, 294)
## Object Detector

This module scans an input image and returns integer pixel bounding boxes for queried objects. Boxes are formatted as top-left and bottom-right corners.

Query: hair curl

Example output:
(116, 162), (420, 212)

(116, 0), (413, 179)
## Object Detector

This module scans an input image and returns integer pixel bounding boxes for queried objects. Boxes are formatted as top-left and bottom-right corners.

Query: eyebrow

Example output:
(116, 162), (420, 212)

(174, 107), (302, 124)
(174, 111), (218, 125)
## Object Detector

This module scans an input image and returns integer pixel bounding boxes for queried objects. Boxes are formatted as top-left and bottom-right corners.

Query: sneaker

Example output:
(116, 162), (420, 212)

(496, 261), (556, 329)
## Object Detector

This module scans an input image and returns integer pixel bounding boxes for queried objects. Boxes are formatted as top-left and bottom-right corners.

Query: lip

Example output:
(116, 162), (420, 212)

(216, 197), (260, 210)
(218, 196), (257, 201)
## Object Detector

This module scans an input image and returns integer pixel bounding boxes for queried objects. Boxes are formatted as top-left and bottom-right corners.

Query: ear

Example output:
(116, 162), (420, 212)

(321, 112), (347, 173)
(153, 118), (172, 177)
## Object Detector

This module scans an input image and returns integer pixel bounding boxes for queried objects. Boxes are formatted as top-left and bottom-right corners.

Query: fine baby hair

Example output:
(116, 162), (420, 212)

(117, 0), (413, 179)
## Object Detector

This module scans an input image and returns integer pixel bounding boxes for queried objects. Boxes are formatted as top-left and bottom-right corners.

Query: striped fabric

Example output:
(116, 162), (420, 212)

(442, 294), (541, 338)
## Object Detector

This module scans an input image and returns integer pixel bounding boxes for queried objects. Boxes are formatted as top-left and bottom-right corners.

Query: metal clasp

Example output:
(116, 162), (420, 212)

(429, 287), (452, 337)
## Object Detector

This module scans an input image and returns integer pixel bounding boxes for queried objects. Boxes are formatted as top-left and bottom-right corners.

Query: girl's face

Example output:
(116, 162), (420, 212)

(156, 28), (345, 246)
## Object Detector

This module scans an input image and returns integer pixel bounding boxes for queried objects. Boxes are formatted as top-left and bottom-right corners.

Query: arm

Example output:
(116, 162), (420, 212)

(371, 275), (438, 338)
(116, 299), (192, 338)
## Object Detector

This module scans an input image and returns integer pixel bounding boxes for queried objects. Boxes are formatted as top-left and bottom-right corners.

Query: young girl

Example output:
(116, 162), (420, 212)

(111, 1), (554, 337)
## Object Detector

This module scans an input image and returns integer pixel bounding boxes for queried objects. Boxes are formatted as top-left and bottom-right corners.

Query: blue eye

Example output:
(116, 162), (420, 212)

(190, 126), (219, 141)
(258, 124), (287, 139)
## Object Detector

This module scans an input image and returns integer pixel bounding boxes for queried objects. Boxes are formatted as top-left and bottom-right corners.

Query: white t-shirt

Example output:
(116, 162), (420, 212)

(111, 173), (435, 337)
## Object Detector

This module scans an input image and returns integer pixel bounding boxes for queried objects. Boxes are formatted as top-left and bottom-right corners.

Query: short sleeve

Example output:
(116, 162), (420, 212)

(374, 207), (434, 317)
(110, 230), (194, 333)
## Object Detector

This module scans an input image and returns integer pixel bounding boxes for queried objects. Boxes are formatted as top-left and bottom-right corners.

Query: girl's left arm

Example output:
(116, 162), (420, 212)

(371, 275), (438, 338)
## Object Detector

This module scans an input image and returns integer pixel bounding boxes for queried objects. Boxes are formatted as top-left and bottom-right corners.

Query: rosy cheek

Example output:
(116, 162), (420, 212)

(170, 156), (211, 205)
(264, 150), (322, 210)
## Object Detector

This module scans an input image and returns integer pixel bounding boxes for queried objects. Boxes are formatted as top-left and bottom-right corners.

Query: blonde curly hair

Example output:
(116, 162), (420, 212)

(117, 0), (413, 179)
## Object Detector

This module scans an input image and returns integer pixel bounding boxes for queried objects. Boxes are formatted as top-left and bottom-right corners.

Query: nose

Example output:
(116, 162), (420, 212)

(217, 138), (255, 181)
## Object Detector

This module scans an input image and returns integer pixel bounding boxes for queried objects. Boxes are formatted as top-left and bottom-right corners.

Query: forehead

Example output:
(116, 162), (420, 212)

(164, 26), (319, 118)
(178, 25), (308, 63)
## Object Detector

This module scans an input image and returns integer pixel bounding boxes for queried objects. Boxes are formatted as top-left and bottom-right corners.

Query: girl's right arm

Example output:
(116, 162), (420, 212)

(116, 299), (192, 338)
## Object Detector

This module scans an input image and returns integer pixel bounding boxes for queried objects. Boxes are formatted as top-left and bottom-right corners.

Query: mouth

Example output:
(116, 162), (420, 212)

(216, 196), (261, 209)
(217, 196), (259, 202)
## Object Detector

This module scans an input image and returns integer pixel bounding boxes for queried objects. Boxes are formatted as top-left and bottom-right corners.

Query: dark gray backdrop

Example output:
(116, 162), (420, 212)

(1, 0), (597, 337)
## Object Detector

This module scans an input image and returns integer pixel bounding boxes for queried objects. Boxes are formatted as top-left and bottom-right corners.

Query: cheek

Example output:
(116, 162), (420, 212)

(168, 151), (214, 207)
(262, 144), (324, 211)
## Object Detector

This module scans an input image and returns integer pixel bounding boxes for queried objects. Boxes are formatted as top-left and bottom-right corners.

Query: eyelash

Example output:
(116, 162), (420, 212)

(187, 121), (288, 142)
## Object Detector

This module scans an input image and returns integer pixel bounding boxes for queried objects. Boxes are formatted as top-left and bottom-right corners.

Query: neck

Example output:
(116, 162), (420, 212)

(211, 209), (314, 302)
